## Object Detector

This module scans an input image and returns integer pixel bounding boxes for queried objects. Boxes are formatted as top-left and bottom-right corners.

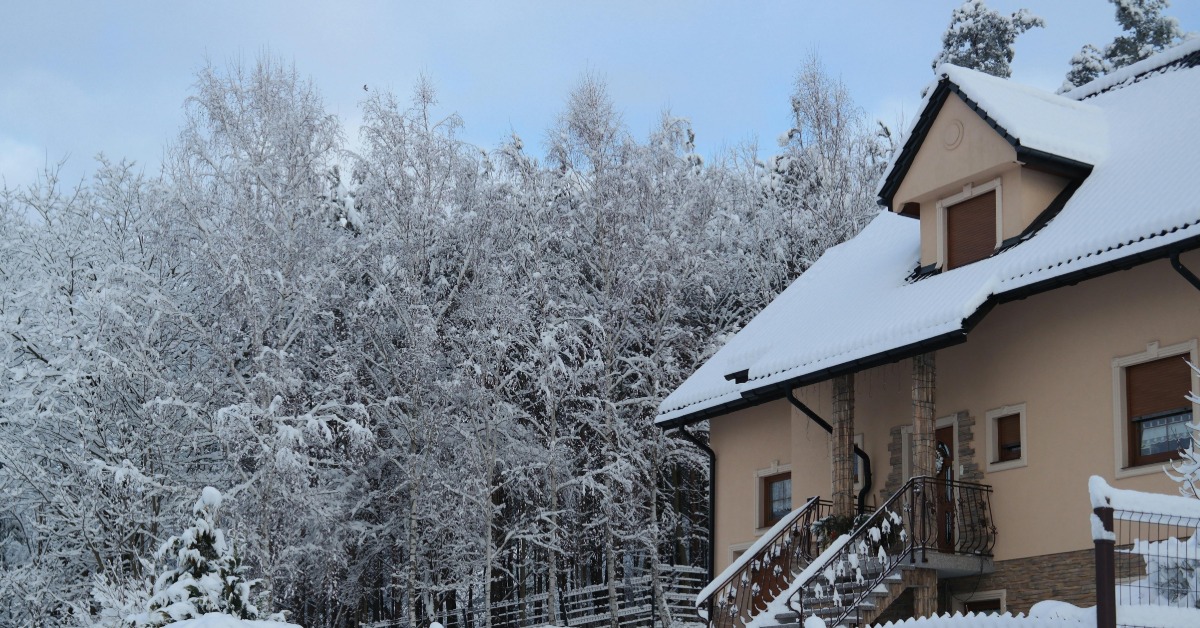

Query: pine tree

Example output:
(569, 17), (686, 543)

(1063, 44), (1108, 91)
(1061, 0), (1187, 91)
(1108, 0), (1186, 69)
(145, 487), (263, 626)
(933, 0), (1045, 78)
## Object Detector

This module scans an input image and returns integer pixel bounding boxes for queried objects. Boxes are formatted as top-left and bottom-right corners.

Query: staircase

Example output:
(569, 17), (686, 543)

(698, 496), (832, 628)
(698, 477), (997, 628)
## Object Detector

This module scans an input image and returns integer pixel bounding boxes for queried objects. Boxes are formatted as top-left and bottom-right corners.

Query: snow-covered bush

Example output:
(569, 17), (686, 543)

(1128, 535), (1200, 608)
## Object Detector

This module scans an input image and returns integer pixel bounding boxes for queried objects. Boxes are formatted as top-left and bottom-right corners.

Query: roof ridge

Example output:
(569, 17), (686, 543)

(1065, 37), (1200, 100)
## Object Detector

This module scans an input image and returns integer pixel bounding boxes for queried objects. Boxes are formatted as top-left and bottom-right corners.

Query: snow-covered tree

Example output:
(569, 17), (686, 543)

(1063, 44), (1109, 91)
(933, 0), (1045, 78)
(1165, 363), (1200, 498)
(144, 487), (263, 626)
(1061, 0), (1188, 91)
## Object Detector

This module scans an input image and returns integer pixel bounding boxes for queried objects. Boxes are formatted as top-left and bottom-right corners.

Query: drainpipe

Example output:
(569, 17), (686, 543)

(1170, 251), (1200, 292)
(785, 389), (873, 516)
(675, 426), (716, 586)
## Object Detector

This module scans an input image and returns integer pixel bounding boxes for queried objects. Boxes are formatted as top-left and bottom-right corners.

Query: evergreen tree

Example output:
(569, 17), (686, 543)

(933, 0), (1044, 78)
(1063, 44), (1108, 91)
(1061, 0), (1187, 92)
(145, 487), (263, 625)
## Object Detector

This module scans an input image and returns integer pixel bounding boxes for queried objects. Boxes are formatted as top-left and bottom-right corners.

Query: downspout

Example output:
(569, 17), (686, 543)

(675, 426), (716, 587)
(1170, 251), (1200, 292)
(785, 389), (873, 516)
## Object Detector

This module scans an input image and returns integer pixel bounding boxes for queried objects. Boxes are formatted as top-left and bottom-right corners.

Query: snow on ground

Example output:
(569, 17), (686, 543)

(869, 611), (1083, 627)
(163, 613), (301, 628)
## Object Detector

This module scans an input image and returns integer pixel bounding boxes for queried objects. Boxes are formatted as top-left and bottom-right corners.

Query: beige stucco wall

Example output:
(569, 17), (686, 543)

(894, 94), (1017, 208)
(939, 251), (1200, 561)
(710, 362), (914, 573)
(705, 251), (1200, 570)
(709, 398), (797, 573)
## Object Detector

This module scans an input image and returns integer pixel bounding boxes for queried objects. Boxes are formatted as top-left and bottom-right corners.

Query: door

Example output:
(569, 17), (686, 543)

(935, 426), (955, 552)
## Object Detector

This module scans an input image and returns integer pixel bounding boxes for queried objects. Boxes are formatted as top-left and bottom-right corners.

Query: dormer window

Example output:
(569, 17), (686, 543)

(937, 179), (1001, 270)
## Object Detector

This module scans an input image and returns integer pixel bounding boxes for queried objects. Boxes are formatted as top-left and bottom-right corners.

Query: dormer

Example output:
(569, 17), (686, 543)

(879, 65), (1108, 273)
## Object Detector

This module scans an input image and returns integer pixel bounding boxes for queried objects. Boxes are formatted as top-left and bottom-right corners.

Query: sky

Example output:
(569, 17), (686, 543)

(2, 0), (1198, 190)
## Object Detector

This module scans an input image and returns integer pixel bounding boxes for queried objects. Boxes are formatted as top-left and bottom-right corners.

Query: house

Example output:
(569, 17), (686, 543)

(657, 40), (1200, 627)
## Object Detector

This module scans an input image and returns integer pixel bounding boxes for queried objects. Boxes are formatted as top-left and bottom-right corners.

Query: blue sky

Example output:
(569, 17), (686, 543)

(2, 1), (1197, 189)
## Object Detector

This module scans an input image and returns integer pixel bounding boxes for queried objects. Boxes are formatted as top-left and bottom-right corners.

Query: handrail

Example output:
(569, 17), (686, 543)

(788, 476), (996, 627)
(699, 496), (832, 628)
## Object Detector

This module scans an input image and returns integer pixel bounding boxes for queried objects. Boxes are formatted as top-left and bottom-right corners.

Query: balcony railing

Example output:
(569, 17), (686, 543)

(789, 476), (996, 627)
(698, 496), (832, 628)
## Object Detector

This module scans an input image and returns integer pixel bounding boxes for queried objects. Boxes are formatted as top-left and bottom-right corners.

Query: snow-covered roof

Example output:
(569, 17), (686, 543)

(658, 46), (1200, 427)
(936, 64), (1108, 165)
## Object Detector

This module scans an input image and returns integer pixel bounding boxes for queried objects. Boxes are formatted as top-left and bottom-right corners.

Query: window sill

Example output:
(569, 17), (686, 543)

(1115, 461), (1172, 480)
(985, 458), (1027, 474)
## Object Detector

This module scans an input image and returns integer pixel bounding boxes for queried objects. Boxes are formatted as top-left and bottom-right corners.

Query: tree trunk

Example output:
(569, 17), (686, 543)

(606, 523), (620, 628)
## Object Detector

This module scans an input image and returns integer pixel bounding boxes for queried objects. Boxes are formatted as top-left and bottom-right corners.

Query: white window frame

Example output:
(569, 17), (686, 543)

(1112, 339), (1199, 479)
(952, 589), (1007, 614)
(936, 177), (1003, 270)
(985, 403), (1028, 473)
(755, 462), (792, 532)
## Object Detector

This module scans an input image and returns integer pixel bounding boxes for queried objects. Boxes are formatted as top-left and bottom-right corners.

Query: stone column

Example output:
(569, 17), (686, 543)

(912, 353), (936, 479)
(909, 568), (938, 618)
(832, 373), (855, 518)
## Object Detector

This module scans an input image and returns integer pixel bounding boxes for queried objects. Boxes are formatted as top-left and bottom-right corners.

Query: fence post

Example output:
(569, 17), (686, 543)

(1094, 505), (1116, 628)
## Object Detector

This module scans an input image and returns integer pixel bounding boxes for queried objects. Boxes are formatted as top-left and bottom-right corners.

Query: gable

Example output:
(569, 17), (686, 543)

(893, 93), (1017, 208)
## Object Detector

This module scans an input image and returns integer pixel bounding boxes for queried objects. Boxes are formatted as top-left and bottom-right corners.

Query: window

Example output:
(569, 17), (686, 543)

(986, 404), (1027, 472)
(996, 415), (1021, 461)
(937, 179), (1001, 270)
(761, 472), (791, 527)
(1113, 340), (1198, 477)
(1127, 355), (1192, 467)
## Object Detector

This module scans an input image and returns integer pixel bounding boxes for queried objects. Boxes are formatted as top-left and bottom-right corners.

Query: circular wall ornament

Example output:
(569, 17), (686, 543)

(942, 119), (964, 150)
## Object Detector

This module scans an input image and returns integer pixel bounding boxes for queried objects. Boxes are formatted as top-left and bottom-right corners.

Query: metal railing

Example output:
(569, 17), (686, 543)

(702, 496), (832, 628)
(790, 476), (996, 627)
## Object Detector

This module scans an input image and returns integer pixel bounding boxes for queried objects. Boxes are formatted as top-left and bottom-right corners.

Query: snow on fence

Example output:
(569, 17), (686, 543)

(485, 564), (707, 628)
(1089, 476), (1200, 628)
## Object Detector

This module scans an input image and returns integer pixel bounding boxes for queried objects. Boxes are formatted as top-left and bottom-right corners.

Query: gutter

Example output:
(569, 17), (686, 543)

(658, 232), (1200, 431)
(785, 390), (873, 516)
(1170, 251), (1200, 292)
(675, 426), (716, 586)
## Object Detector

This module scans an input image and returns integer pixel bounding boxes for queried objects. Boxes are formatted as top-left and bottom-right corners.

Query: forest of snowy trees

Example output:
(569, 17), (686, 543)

(0, 54), (886, 627)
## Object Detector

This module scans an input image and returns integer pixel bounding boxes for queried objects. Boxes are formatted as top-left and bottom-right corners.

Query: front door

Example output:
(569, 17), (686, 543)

(935, 426), (955, 551)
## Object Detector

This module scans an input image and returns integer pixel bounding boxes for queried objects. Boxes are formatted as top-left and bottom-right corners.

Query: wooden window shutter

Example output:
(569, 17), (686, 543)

(1127, 356), (1191, 419)
(946, 190), (996, 269)
(996, 414), (1021, 462)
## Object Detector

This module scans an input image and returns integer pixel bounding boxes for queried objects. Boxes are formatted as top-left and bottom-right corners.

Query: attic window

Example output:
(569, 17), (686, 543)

(938, 180), (1001, 270)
